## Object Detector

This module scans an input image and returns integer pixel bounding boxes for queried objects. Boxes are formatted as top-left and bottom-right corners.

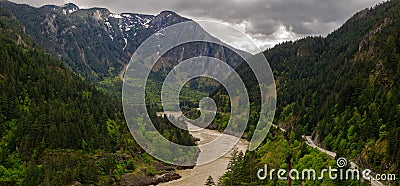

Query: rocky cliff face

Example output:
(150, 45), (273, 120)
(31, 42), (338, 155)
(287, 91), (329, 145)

(1, 2), (246, 82)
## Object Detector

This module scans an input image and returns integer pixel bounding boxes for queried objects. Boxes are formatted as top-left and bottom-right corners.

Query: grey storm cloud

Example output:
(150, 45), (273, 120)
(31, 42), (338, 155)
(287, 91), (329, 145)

(100, 0), (380, 34)
(11, 0), (384, 50)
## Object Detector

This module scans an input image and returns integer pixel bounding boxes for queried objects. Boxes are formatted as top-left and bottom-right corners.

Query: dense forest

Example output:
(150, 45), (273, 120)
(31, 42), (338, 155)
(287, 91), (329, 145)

(0, 7), (195, 185)
(1, 0), (400, 185)
(218, 128), (363, 186)
(217, 0), (400, 185)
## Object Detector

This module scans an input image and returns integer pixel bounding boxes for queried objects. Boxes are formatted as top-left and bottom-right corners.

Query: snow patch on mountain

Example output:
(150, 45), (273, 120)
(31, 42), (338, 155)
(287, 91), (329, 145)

(123, 38), (128, 51)
(110, 14), (123, 19)
(62, 3), (79, 14)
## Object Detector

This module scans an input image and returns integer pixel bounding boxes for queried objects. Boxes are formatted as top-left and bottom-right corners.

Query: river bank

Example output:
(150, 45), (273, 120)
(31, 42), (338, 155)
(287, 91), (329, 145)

(159, 121), (249, 186)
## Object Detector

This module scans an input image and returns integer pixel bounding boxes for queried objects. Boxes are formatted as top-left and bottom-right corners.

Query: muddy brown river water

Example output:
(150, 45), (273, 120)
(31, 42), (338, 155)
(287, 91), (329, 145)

(159, 112), (249, 186)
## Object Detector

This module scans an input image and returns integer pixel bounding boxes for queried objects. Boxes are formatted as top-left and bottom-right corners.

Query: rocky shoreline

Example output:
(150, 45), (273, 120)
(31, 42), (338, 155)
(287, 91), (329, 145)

(120, 171), (182, 186)
(120, 162), (196, 186)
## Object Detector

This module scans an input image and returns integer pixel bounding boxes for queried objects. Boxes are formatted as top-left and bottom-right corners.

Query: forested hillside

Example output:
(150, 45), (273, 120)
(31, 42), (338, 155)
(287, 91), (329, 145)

(0, 7), (195, 185)
(268, 0), (400, 173)
(217, 0), (400, 185)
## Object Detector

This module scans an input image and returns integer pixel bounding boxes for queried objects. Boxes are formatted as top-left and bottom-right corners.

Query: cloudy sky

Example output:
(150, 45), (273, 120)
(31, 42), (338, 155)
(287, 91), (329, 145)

(10, 0), (384, 53)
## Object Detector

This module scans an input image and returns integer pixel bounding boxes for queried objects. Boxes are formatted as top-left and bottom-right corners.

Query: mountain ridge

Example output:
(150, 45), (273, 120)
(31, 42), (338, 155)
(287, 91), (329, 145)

(221, 0), (399, 182)
(0, 6), (197, 185)
(1, 1), (246, 86)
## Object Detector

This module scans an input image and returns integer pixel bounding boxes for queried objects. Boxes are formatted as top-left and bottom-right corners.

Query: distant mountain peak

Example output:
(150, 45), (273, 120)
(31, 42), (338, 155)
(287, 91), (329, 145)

(158, 10), (178, 17)
(61, 3), (79, 14)
(40, 2), (79, 14)
(149, 10), (189, 29)
(62, 3), (79, 10)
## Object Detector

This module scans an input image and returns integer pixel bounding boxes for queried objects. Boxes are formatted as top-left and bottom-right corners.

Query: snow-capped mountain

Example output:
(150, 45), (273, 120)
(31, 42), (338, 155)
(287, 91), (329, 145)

(0, 2), (245, 81)
(104, 10), (188, 53)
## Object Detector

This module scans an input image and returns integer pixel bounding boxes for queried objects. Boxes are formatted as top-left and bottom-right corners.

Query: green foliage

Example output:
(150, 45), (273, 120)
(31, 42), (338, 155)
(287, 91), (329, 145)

(40, 150), (99, 185)
(98, 75), (123, 98)
(0, 7), (196, 185)
(216, 0), (400, 178)
(220, 130), (347, 186)
(106, 119), (120, 142)
(217, 2), (400, 185)
(145, 165), (163, 176)
(0, 154), (25, 185)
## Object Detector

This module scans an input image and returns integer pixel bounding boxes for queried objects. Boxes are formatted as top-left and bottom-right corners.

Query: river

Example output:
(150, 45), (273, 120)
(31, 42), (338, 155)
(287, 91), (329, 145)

(158, 112), (249, 186)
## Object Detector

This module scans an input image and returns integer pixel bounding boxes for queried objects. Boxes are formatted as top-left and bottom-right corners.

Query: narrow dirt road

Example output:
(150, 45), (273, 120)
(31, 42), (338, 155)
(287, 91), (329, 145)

(304, 136), (385, 186)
